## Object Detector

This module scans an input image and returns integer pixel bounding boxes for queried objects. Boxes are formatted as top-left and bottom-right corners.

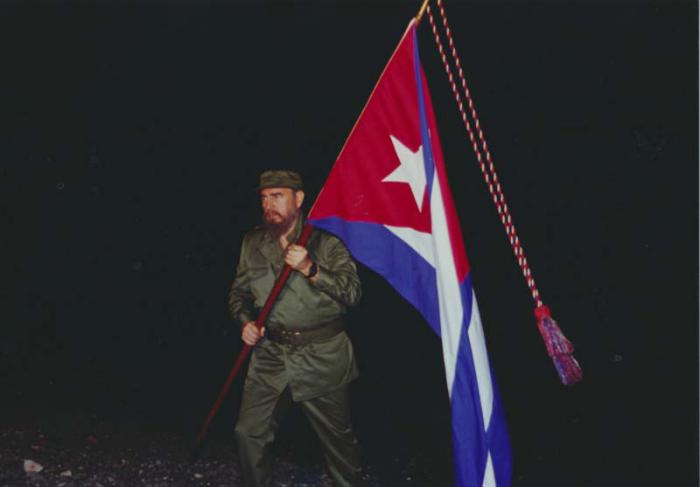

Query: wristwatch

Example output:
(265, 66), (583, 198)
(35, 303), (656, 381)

(307, 261), (319, 278)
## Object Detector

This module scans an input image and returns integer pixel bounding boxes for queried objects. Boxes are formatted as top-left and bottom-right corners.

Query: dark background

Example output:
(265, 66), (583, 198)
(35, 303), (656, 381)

(1, 0), (697, 485)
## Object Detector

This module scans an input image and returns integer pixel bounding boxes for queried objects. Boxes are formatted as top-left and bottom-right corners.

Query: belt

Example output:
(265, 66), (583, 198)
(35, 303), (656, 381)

(266, 319), (344, 346)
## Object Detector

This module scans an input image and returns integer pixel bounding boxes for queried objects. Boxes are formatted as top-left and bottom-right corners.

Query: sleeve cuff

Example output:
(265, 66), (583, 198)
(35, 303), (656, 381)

(312, 264), (334, 291)
(236, 312), (254, 328)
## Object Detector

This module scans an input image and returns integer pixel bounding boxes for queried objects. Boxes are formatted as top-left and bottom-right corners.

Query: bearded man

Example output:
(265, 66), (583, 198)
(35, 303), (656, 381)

(228, 169), (366, 487)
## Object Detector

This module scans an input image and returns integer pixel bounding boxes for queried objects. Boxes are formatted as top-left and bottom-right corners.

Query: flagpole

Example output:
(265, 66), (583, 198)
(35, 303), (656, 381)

(415, 0), (430, 24)
(192, 224), (314, 455)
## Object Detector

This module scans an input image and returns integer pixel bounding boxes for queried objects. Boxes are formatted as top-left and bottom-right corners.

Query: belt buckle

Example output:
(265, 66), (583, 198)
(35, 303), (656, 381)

(282, 329), (303, 346)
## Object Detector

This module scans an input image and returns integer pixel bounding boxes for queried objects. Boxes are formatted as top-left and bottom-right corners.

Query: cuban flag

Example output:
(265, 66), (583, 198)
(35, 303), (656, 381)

(307, 20), (511, 486)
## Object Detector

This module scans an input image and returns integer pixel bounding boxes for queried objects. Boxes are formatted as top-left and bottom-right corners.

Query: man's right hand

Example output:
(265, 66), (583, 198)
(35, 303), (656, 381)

(241, 321), (265, 346)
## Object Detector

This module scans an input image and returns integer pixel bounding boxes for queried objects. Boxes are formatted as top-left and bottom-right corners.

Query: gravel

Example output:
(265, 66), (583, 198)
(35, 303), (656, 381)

(0, 415), (389, 487)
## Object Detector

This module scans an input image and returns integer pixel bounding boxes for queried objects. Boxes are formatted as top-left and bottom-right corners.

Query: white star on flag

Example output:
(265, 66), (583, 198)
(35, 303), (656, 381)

(382, 135), (426, 210)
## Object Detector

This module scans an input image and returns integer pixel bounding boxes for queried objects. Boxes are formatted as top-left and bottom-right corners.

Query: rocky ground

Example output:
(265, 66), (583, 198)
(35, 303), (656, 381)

(0, 413), (431, 487)
(0, 426), (350, 487)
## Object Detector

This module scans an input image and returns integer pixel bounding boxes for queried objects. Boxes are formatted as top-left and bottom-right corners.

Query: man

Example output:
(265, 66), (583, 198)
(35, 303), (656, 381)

(228, 169), (366, 487)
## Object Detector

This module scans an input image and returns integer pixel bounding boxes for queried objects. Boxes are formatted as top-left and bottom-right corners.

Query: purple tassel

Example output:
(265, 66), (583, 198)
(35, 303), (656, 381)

(535, 305), (583, 386)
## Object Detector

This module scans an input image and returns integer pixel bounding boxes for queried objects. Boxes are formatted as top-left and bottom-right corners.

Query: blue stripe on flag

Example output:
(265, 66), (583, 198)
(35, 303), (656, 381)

(310, 217), (441, 336)
(452, 277), (512, 486)
(451, 276), (488, 486)
(485, 363), (512, 486)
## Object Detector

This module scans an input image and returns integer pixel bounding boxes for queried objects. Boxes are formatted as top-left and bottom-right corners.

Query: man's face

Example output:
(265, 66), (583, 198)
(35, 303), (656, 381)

(260, 187), (304, 230)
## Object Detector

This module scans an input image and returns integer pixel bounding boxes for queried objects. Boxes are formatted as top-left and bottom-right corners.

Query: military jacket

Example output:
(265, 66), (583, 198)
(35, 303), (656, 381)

(228, 218), (361, 401)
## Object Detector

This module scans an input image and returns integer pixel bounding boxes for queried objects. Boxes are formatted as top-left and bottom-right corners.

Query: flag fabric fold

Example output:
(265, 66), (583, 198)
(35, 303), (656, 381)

(308, 21), (511, 486)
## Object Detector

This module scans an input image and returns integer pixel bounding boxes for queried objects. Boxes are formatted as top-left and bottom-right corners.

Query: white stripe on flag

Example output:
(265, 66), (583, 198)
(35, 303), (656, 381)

(429, 171), (462, 396)
(384, 172), (495, 429)
(385, 225), (435, 267)
(468, 294), (495, 430)
(483, 453), (496, 487)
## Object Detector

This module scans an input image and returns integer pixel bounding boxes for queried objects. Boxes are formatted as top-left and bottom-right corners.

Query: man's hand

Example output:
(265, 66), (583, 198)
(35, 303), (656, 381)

(284, 244), (313, 276)
(241, 321), (265, 346)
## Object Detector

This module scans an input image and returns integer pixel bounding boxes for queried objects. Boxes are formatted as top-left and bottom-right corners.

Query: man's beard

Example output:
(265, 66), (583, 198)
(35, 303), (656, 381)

(263, 211), (297, 237)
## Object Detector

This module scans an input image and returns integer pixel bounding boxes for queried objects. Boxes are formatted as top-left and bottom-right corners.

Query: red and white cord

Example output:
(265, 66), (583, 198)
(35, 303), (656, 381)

(426, 1), (542, 308)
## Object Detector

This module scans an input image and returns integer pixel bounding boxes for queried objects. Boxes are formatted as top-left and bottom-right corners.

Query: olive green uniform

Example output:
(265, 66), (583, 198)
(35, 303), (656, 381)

(229, 217), (365, 486)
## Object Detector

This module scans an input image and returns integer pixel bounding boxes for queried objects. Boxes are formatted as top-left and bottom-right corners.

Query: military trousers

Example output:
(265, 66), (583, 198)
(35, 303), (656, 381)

(234, 381), (366, 487)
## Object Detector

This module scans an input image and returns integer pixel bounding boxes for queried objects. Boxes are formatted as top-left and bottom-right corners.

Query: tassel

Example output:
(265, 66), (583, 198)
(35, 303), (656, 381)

(535, 305), (583, 386)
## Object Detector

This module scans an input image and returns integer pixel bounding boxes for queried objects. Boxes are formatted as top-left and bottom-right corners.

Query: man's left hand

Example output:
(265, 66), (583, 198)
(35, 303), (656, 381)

(284, 244), (313, 276)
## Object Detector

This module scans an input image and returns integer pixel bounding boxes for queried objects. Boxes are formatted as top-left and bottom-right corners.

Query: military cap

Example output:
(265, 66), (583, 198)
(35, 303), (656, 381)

(258, 169), (303, 191)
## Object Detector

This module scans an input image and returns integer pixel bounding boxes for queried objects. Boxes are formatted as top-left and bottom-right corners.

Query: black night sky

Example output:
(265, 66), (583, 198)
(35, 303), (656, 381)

(1, 1), (697, 486)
